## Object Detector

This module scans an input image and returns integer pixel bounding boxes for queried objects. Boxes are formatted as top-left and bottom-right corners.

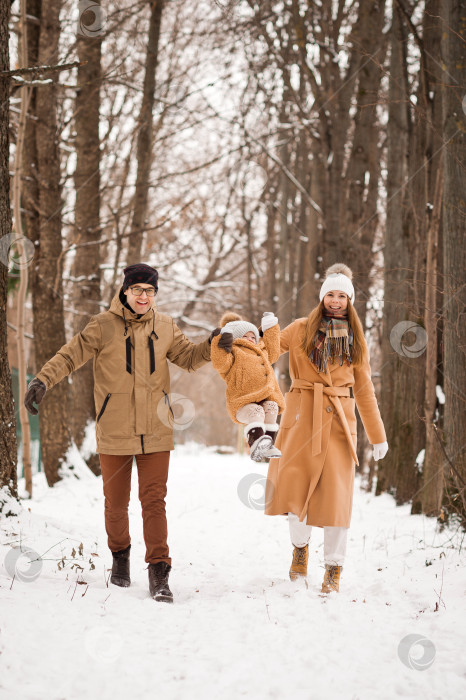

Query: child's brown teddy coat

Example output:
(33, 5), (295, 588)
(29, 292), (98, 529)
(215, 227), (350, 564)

(211, 324), (285, 424)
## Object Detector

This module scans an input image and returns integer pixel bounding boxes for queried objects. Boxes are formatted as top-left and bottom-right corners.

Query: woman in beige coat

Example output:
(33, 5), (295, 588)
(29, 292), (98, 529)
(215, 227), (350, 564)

(264, 263), (388, 594)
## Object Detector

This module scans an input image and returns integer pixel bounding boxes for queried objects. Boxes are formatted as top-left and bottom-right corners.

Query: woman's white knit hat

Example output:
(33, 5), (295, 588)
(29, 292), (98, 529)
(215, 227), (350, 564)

(221, 320), (259, 343)
(319, 263), (355, 303)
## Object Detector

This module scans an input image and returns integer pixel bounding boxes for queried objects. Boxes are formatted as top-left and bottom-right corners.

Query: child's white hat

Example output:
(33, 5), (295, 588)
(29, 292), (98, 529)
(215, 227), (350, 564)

(219, 312), (259, 342)
(319, 263), (355, 303)
(221, 320), (259, 343)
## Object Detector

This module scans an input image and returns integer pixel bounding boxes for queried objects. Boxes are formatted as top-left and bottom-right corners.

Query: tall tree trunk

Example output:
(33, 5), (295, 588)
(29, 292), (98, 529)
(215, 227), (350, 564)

(126, 0), (164, 263)
(441, 0), (466, 523)
(19, 0), (40, 485)
(420, 0), (444, 516)
(423, 165), (443, 514)
(32, 0), (73, 486)
(276, 96), (293, 328)
(320, 2), (359, 263)
(70, 7), (102, 473)
(12, 0), (33, 496)
(338, 0), (386, 472)
(377, 6), (410, 498)
(21, 0), (40, 366)
(294, 129), (317, 319)
(264, 179), (278, 312)
(0, 0), (18, 504)
(378, 2), (443, 507)
(342, 0), (386, 323)
(276, 99), (293, 393)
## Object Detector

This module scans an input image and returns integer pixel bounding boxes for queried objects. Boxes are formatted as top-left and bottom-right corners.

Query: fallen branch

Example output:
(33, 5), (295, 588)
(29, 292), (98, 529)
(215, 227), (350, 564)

(0, 60), (85, 78)
(7, 321), (34, 339)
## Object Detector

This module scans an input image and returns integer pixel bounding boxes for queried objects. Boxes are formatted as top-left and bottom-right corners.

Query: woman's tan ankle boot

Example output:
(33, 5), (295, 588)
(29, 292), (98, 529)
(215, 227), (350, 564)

(289, 544), (309, 580)
(321, 564), (342, 593)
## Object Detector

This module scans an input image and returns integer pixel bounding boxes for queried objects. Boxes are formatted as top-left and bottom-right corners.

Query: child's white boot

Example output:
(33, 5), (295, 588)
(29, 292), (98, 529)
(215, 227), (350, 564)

(261, 423), (281, 459)
(244, 422), (273, 462)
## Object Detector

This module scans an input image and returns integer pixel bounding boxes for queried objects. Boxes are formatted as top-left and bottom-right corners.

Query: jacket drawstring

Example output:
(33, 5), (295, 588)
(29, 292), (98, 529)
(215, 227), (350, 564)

(148, 309), (159, 375)
(123, 306), (157, 375)
(125, 337), (132, 374)
(163, 390), (175, 419)
(122, 307), (133, 374)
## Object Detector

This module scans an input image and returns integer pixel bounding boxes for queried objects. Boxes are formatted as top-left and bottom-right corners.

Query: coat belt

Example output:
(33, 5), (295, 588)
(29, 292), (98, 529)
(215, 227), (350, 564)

(290, 379), (358, 465)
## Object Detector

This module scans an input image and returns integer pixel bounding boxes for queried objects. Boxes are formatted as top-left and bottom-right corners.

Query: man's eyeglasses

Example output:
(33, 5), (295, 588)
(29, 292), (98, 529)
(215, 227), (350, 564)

(129, 286), (157, 297)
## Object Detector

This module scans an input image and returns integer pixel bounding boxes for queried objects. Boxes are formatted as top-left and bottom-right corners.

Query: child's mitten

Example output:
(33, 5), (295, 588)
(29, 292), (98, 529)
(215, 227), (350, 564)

(218, 331), (233, 353)
(262, 312), (278, 331)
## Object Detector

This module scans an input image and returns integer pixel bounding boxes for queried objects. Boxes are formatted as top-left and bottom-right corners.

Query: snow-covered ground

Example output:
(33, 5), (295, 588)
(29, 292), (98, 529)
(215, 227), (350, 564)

(1, 444), (465, 700)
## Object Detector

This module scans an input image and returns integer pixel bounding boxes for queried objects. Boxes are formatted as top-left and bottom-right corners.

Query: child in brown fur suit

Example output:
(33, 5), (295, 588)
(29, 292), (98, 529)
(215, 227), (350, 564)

(211, 311), (285, 461)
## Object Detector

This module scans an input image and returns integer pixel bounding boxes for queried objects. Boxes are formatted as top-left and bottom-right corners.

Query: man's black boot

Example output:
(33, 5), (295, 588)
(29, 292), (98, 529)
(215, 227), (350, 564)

(148, 561), (173, 603)
(110, 544), (131, 587)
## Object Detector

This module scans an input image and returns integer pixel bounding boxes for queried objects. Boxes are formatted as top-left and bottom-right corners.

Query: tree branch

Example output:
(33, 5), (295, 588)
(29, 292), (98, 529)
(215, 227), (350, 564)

(0, 60), (84, 78)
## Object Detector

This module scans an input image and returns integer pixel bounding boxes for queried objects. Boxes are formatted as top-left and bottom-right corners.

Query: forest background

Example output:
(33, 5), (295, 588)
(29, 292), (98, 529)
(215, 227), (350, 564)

(0, 0), (464, 527)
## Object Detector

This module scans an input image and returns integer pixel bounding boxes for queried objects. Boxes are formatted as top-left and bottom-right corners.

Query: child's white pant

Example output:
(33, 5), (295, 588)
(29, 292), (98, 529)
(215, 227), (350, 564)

(288, 512), (348, 565)
(236, 400), (278, 425)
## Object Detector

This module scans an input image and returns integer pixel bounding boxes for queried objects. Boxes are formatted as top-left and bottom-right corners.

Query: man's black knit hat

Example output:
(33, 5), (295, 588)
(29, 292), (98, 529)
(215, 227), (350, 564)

(122, 263), (158, 291)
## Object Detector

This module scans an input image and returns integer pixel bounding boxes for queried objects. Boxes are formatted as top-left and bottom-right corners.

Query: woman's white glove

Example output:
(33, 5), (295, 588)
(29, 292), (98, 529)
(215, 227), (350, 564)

(262, 311), (278, 331)
(372, 441), (389, 461)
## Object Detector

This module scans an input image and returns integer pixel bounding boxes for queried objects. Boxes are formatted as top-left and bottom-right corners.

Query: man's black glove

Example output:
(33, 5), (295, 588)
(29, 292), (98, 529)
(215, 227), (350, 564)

(24, 378), (46, 415)
(209, 327), (221, 344)
(218, 332), (233, 353)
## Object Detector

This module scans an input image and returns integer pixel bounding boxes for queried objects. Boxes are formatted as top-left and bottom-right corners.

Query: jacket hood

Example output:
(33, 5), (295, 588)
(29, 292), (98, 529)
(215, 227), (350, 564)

(109, 287), (156, 322)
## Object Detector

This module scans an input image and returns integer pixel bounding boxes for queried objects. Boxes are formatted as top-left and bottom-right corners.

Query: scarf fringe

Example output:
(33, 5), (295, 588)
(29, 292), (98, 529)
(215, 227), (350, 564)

(310, 315), (353, 373)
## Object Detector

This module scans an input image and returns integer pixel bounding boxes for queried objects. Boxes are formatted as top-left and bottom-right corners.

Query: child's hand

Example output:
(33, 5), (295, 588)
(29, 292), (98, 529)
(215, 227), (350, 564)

(262, 312), (278, 331)
(218, 332), (233, 353)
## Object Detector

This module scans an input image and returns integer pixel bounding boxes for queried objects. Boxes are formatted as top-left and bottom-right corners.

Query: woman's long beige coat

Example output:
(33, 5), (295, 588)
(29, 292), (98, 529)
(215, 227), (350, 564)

(265, 318), (386, 528)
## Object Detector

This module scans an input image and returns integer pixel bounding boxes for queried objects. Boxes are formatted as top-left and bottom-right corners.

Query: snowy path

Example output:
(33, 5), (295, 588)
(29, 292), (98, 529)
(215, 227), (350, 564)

(1, 444), (465, 700)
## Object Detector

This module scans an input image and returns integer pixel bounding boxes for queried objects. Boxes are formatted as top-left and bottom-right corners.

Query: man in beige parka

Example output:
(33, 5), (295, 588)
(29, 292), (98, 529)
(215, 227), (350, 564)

(24, 263), (224, 603)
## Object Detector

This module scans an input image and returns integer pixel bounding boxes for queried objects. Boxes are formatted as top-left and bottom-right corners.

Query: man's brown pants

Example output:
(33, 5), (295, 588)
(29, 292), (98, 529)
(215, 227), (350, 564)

(99, 451), (171, 565)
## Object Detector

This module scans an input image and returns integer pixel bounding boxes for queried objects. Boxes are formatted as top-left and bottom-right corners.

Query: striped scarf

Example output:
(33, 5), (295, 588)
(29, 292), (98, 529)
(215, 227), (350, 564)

(309, 310), (353, 373)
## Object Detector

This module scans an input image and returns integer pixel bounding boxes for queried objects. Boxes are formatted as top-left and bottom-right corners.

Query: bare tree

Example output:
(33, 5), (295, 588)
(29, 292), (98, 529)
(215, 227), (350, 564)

(419, 0), (444, 516)
(440, 0), (466, 524)
(423, 164), (443, 514)
(126, 0), (165, 263)
(30, 0), (73, 485)
(12, 0), (33, 496)
(0, 0), (18, 504)
(70, 3), (102, 474)
(378, 4), (424, 506)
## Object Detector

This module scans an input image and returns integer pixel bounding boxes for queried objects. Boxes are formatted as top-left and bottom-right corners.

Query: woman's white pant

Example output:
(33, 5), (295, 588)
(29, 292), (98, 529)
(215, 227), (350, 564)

(288, 512), (348, 565)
